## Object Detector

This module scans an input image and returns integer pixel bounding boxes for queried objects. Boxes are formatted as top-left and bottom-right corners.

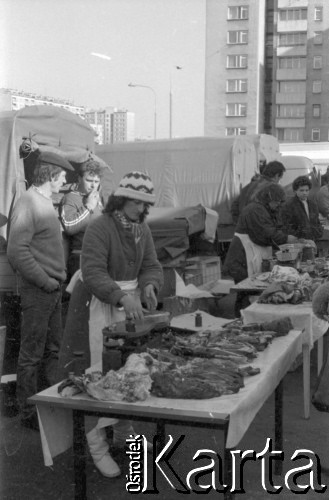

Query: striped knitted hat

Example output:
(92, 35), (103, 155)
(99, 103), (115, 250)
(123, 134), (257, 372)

(114, 171), (155, 204)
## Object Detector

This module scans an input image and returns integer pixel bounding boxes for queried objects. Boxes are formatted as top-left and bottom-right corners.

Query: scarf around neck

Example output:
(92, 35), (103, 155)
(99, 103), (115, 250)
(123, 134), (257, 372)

(114, 210), (143, 244)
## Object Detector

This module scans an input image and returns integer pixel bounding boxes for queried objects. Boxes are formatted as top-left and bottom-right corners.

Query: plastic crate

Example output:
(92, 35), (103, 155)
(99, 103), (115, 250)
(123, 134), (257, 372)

(184, 256), (221, 286)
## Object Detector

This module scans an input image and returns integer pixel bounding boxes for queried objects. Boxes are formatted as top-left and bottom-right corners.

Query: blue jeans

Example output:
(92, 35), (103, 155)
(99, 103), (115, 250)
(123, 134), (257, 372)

(17, 280), (63, 417)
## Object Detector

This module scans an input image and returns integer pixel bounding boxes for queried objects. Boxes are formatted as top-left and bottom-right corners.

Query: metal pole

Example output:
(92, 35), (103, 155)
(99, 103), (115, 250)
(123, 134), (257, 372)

(169, 74), (173, 139)
(169, 89), (173, 139)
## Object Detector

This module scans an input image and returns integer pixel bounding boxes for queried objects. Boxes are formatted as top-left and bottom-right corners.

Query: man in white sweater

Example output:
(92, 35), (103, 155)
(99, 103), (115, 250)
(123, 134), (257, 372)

(7, 151), (74, 430)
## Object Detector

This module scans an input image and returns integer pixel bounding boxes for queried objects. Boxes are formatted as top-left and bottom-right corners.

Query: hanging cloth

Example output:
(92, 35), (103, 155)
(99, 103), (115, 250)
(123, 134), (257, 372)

(88, 279), (139, 367)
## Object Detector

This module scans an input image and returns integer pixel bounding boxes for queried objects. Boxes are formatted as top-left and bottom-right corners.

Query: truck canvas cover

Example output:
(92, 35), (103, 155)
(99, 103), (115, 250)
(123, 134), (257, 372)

(97, 136), (259, 225)
(0, 105), (106, 238)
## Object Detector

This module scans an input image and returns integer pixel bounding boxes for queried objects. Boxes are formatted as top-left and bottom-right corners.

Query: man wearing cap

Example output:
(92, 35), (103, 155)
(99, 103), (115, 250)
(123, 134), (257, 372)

(7, 150), (74, 430)
(58, 171), (163, 478)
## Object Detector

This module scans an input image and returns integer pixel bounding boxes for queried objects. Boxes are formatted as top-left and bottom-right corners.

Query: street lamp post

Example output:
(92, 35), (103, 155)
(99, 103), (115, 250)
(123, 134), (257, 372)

(169, 77), (173, 139)
(169, 67), (182, 139)
(128, 83), (157, 139)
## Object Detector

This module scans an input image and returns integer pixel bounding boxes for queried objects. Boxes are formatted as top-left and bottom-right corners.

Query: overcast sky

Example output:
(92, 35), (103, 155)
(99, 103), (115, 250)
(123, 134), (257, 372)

(0, 0), (206, 139)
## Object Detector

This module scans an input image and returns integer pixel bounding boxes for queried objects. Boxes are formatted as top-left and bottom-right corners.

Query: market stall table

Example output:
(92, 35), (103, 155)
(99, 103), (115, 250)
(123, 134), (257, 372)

(30, 329), (302, 500)
(241, 301), (328, 419)
(230, 275), (269, 295)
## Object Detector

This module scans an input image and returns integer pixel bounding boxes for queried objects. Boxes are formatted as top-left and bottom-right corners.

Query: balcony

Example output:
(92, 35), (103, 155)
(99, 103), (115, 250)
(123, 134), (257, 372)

(276, 92), (306, 104)
(277, 45), (307, 57)
(276, 68), (307, 80)
(277, 20), (308, 32)
(278, 0), (308, 7)
(275, 117), (305, 128)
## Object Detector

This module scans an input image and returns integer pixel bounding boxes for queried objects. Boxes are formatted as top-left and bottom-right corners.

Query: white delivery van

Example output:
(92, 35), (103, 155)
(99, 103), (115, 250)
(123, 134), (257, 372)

(279, 155), (321, 199)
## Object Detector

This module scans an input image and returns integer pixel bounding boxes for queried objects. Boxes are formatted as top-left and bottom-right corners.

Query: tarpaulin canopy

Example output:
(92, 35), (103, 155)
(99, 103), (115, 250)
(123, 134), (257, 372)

(147, 205), (207, 261)
(96, 136), (259, 225)
(245, 133), (280, 163)
(0, 105), (113, 238)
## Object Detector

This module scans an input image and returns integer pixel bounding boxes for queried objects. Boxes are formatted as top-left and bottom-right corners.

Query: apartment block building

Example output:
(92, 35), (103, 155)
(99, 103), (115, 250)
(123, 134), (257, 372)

(85, 107), (113, 145)
(0, 88), (85, 118)
(111, 110), (135, 143)
(85, 107), (135, 144)
(205, 0), (329, 143)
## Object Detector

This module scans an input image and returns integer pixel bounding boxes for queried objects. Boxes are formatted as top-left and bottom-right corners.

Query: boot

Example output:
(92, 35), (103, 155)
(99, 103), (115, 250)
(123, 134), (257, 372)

(86, 427), (121, 478)
(113, 420), (153, 451)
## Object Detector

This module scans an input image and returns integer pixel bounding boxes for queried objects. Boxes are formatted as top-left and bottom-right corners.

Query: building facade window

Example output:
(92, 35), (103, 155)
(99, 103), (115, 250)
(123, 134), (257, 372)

(226, 55), (248, 68)
(314, 7), (323, 21)
(277, 129), (304, 142)
(277, 81), (306, 93)
(227, 6), (248, 20)
(278, 57), (306, 69)
(313, 56), (322, 69)
(226, 127), (247, 136)
(313, 31), (323, 44)
(226, 103), (247, 117)
(226, 79), (248, 92)
(312, 128), (320, 141)
(279, 32), (307, 46)
(312, 80), (322, 93)
(277, 105), (305, 118)
(279, 9), (307, 21)
(227, 30), (248, 44)
(313, 104), (321, 117)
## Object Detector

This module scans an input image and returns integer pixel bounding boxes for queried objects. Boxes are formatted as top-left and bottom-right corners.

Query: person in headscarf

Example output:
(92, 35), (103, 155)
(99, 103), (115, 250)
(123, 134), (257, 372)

(231, 160), (286, 224)
(223, 183), (297, 314)
(57, 171), (163, 478)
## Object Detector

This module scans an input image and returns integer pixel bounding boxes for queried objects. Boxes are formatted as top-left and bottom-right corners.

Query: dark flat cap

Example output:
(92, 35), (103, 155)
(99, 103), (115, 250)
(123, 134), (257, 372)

(38, 151), (74, 171)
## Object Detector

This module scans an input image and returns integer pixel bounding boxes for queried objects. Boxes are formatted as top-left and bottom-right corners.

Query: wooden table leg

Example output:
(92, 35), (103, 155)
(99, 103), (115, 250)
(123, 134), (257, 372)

(302, 344), (310, 419)
(274, 381), (283, 476)
(73, 410), (87, 500)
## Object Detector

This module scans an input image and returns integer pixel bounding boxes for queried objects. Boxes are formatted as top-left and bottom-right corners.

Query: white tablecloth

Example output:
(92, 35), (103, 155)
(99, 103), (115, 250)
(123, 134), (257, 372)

(170, 310), (229, 331)
(35, 330), (302, 466)
(241, 301), (328, 347)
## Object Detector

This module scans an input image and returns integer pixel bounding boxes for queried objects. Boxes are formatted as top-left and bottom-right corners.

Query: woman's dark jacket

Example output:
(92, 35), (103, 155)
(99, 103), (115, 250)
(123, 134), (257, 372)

(223, 200), (288, 284)
(281, 196), (323, 242)
(57, 213), (163, 379)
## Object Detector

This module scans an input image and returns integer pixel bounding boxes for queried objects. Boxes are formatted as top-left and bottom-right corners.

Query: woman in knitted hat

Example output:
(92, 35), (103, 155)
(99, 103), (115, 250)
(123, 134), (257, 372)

(57, 171), (163, 478)
(223, 183), (298, 315)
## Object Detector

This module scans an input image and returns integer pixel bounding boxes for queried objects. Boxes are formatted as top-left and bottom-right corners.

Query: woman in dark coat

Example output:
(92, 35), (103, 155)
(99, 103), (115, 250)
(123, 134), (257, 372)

(281, 175), (323, 242)
(57, 171), (163, 479)
(224, 183), (296, 284)
(223, 184), (297, 315)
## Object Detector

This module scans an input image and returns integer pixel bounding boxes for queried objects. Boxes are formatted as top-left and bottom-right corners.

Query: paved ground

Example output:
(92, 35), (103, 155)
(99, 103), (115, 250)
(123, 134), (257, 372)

(1, 293), (328, 499)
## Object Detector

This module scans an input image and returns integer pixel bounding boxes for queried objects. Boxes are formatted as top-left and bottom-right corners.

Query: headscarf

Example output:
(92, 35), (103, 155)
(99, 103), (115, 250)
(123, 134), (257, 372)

(255, 183), (286, 208)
